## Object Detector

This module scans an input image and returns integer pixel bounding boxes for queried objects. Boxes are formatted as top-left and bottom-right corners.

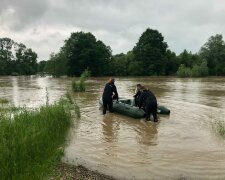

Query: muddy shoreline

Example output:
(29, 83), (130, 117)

(49, 162), (117, 180)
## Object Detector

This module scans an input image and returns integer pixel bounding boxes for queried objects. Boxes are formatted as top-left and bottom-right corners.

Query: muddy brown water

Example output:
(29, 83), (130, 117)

(1, 76), (225, 179)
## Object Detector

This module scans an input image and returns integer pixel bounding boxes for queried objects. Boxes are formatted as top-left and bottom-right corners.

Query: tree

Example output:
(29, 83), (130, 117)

(191, 59), (208, 77)
(165, 50), (179, 75)
(177, 64), (192, 77)
(61, 32), (111, 76)
(38, 60), (47, 72)
(111, 52), (135, 76)
(44, 53), (68, 77)
(199, 34), (225, 75)
(0, 38), (14, 75)
(0, 38), (38, 75)
(133, 28), (168, 75)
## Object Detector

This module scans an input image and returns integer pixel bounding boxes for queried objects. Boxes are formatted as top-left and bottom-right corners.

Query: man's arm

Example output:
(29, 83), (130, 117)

(113, 85), (119, 101)
(138, 93), (143, 108)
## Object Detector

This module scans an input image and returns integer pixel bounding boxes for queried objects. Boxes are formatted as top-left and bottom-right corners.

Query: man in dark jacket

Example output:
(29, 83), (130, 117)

(102, 78), (119, 114)
(133, 84), (142, 106)
(139, 87), (158, 122)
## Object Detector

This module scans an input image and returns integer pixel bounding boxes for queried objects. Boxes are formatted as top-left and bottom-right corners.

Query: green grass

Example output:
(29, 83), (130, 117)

(72, 69), (90, 92)
(0, 98), (9, 104)
(0, 99), (72, 179)
(212, 120), (225, 138)
(72, 79), (86, 92)
(66, 91), (80, 118)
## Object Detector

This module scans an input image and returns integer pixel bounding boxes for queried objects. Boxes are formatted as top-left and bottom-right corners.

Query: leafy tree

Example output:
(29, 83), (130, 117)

(111, 52), (135, 76)
(38, 60), (47, 72)
(133, 28), (168, 75)
(165, 50), (179, 75)
(191, 59), (209, 77)
(177, 64), (192, 77)
(0, 38), (38, 75)
(61, 32), (111, 76)
(44, 53), (68, 77)
(0, 38), (14, 75)
(200, 34), (225, 75)
(178, 50), (194, 68)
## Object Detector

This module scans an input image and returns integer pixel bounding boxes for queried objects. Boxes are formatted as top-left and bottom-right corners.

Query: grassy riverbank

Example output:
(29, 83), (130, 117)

(0, 100), (72, 179)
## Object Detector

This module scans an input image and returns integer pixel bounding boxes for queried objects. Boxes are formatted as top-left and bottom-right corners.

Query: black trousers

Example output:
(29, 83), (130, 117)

(145, 102), (158, 121)
(103, 98), (113, 114)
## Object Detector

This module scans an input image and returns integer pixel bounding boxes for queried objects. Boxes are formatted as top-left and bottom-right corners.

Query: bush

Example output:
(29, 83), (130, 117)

(177, 61), (209, 78)
(177, 64), (192, 77)
(192, 60), (209, 77)
(72, 69), (91, 92)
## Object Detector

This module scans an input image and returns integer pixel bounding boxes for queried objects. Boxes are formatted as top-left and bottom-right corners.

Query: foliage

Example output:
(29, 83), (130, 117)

(133, 28), (168, 75)
(0, 38), (38, 75)
(65, 92), (80, 118)
(177, 64), (192, 77)
(191, 59), (209, 77)
(165, 50), (180, 75)
(3, 31), (225, 78)
(0, 98), (9, 104)
(0, 99), (72, 179)
(199, 34), (225, 75)
(212, 119), (225, 138)
(44, 53), (68, 77)
(72, 69), (91, 92)
(38, 60), (47, 72)
(61, 32), (111, 76)
(177, 59), (209, 77)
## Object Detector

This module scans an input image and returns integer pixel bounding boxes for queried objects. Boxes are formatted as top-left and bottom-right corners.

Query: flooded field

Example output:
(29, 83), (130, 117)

(1, 76), (225, 179)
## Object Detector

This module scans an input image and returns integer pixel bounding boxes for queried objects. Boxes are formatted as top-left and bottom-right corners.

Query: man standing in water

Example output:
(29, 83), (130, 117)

(102, 78), (119, 115)
(139, 87), (158, 122)
(133, 84), (142, 106)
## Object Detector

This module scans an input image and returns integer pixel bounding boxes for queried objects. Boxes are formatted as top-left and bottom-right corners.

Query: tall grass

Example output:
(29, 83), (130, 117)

(212, 120), (225, 138)
(72, 69), (90, 92)
(66, 91), (80, 118)
(0, 100), (72, 179)
(0, 98), (9, 104)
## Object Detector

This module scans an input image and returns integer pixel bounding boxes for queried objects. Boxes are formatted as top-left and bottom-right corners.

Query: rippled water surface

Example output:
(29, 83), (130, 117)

(1, 76), (225, 179)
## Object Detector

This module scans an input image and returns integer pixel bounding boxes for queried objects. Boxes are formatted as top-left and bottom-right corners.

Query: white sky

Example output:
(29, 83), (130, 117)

(1, 0), (225, 60)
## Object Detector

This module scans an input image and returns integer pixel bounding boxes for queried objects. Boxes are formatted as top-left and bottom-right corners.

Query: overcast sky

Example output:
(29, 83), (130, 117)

(1, 0), (225, 60)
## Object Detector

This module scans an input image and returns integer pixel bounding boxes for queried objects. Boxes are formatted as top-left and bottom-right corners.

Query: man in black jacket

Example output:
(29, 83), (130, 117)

(133, 84), (142, 106)
(102, 78), (119, 115)
(139, 87), (158, 122)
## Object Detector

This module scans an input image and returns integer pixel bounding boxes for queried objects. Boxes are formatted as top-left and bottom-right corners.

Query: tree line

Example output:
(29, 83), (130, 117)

(1, 28), (225, 77)
(0, 38), (37, 75)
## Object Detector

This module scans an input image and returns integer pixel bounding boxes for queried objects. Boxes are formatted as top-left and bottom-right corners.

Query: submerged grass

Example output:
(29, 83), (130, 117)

(66, 91), (80, 118)
(72, 69), (90, 92)
(212, 119), (225, 138)
(0, 98), (9, 104)
(0, 99), (72, 179)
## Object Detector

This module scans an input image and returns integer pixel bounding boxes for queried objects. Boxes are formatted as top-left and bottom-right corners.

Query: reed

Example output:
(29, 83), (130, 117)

(0, 99), (72, 179)
(65, 91), (80, 118)
(0, 98), (9, 104)
(212, 120), (225, 138)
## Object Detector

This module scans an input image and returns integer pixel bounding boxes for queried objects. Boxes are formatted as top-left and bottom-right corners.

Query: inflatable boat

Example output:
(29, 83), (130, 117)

(99, 97), (170, 119)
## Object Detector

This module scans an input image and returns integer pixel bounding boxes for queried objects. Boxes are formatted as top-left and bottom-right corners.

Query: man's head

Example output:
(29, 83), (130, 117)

(136, 84), (142, 90)
(139, 86), (146, 92)
(108, 78), (115, 84)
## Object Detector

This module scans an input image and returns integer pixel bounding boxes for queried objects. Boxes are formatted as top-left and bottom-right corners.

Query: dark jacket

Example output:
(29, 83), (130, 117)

(102, 82), (118, 101)
(134, 90), (141, 98)
(139, 90), (157, 108)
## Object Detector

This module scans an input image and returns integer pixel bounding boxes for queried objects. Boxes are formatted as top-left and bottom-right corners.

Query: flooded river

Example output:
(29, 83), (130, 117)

(1, 76), (225, 179)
